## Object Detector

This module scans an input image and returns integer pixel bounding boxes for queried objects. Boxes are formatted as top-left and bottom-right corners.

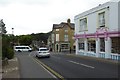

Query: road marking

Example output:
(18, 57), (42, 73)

(68, 60), (95, 69)
(68, 60), (79, 65)
(32, 57), (64, 80)
(32, 58), (57, 78)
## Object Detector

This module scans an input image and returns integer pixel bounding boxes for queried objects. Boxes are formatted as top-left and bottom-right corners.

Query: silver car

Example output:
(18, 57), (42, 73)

(36, 47), (50, 58)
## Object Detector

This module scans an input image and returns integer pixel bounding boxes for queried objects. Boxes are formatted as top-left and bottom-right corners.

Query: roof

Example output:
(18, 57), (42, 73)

(110, 0), (120, 2)
(53, 22), (75, 30)
(74, 0), (120, 19)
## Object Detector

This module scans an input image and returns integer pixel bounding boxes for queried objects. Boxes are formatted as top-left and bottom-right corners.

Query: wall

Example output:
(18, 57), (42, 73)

(75, 1), (120, 35)
(119, 1), (120, 30)
(109, 2), (118, 31)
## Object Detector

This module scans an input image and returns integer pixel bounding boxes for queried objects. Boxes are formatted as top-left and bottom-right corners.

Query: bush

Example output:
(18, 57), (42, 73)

(7, 48), (14, 59)
(2, 46), (14, 60)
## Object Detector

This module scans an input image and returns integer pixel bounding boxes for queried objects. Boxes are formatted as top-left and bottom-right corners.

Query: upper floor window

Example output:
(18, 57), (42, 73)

(64, 34), (68, 41)
(56, 34), (59, 41)
(64, 26), (68, 32)
(51, 34), (54, 43)
(99, 12), (105, 27)
(56, 29), (59, 31)
(79, 18), (87, 31)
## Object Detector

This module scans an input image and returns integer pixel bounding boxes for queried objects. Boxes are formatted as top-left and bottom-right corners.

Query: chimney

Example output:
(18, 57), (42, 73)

(67, 18), (71, 23)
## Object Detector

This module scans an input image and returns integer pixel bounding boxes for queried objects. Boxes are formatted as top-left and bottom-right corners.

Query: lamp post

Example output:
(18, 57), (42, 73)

(12, 28), (14, 35)
(11, 28), (14, 47)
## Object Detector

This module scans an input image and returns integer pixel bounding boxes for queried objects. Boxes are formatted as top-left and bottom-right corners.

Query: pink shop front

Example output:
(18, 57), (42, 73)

(75, 28), (120, 58)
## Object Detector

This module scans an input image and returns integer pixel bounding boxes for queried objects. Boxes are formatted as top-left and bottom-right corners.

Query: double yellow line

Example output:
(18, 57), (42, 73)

(32, 57), (64, 80)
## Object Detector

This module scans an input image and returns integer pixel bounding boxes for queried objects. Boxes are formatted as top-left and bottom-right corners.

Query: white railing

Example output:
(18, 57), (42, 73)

(110, 53), (120, 60)
(98, 52), (105, 58)
(78, 50), (85, 55)
(86, 51), (96, 57)
(77, 50), (120, 60)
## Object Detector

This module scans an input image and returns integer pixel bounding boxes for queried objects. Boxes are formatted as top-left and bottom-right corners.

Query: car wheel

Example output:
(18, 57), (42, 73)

(18, 50), (21, 52)
(36, 55), (38, 58)
(47, 56), (50, 58)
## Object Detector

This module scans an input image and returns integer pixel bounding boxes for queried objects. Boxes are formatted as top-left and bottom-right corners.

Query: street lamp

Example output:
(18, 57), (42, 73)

(12, 28), (14, 35)
(11, 28), (14, 47)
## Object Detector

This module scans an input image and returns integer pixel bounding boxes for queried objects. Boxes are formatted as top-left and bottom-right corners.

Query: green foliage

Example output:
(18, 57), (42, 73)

(0, 19), (7, 34)
(2, 34), (14, 60)
(1, 20), (14, 60)
(19, 35), (32, 45)
(7, 47), (14, 59)
(31, 31), (51, 45)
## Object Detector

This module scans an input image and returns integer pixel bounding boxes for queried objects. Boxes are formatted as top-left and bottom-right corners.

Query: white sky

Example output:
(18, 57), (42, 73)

(0, 0), (110, 35)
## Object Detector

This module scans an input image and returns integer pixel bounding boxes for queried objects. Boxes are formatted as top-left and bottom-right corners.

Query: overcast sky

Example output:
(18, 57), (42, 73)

(0, 0), (110, 35)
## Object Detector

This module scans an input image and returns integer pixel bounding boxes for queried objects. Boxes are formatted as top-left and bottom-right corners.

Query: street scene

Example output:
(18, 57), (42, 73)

(2, 51), (119, 79)
(0, 0), (120, 80)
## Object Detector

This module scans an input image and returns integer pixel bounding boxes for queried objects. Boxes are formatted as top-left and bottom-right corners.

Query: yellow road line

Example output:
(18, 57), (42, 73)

(32, 57), (64, 80)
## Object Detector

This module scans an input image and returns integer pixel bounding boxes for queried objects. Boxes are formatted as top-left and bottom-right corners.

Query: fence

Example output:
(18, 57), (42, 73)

(77, 50), (120, 60)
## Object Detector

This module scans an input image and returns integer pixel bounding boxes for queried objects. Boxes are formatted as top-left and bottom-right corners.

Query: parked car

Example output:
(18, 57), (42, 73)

(36, 47), (50, 58)
(14, 46), (32, 52)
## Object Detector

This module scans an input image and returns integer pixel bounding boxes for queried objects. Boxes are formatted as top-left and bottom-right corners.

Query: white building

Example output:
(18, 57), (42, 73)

(74, 0), (120, 60)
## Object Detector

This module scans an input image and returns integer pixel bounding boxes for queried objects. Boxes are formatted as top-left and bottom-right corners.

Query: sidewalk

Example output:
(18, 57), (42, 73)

(2, 57), (20, 79)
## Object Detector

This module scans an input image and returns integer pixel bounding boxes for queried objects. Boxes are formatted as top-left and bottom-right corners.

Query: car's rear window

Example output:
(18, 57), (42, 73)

(39, 49), (48, 51)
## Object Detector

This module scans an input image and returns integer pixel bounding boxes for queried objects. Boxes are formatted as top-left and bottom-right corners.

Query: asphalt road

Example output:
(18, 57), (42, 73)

(16, 51), (119, 79)
(16, 51), (56, 78)
(38, 53), (119, 78)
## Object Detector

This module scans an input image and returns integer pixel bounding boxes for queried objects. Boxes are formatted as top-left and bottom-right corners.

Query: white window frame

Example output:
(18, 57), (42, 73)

(79, 18), (87, 31)
(64, 34), (68, 41)
(56, 34), (59, 41)
(64, 26), (68, 32)
(56, 29), (59, 31)
(99, 12), (105, 27)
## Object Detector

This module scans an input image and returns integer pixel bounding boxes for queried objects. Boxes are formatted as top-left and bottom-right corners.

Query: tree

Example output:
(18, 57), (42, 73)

(1, 19), (14, 60)
(0, 19), (7, 34)
(19, 35), (32, 45)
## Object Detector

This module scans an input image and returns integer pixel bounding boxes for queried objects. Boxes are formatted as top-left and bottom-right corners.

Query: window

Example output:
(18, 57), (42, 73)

(99, 12), (105, 27)
(88, 39), (96, 52)
(52, 34), (54, 43)
(100, 38), (105, 52)
(78, 39), (84, 50)
(56, 34), (59, 41)
(61, 44), (69, 49)
(56, 29), (59, 31)
(64, 34), (68, 41)
(111, 37), (120, 54)
(78, 43), (84, 50)
(64, 26), (68, 32)
(79, 18), (87, 31)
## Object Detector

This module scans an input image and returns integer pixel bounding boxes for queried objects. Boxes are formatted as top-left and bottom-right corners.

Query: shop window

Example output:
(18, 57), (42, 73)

(88, 39), (96, 52)
(111, 37), (120, 54)
(100, 38), (105, 52)
(78, 43), (84, 50)
(61, 43), (69, 51)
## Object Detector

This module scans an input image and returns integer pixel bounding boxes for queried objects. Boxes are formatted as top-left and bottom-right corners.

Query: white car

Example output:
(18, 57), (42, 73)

(36, 47), (50, 58)
(14, 46), (32, 52)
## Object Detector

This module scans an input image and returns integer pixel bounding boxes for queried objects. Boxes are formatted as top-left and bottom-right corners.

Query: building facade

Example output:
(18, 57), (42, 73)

(74, 0), (120, 59)
(49, 19), (75, 52)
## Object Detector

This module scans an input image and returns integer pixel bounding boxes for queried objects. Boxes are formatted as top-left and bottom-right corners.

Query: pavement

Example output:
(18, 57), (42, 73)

(1, 56), (20, 79)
